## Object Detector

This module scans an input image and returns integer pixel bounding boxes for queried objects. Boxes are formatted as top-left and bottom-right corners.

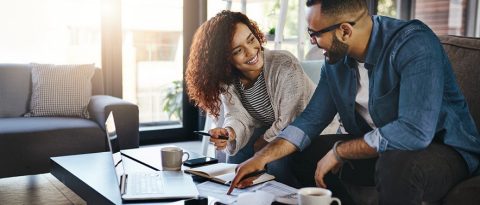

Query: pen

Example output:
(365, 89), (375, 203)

(120, 152), (160, 171)
(194, 131), (229, 140)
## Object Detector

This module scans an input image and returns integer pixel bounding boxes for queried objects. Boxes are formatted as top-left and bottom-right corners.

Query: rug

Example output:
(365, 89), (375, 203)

(0, 173), (85, 205)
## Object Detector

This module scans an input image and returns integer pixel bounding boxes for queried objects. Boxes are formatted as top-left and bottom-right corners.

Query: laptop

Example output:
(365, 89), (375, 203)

(105, 112), (199, 201)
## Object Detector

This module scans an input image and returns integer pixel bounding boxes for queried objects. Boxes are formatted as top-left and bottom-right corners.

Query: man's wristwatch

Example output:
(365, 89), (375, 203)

(333, 140), (345, 163)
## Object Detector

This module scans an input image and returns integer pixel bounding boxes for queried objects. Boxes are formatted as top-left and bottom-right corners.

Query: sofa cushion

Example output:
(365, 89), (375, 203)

(25, 63), (95, 118)
(0, 117), (106, 177)
(301, 60), (323, 84)
(0, 64), (104, 118)
(443, 175), (480, 205)
(0, 64), (32, 117)
(0, 117), (103, 134)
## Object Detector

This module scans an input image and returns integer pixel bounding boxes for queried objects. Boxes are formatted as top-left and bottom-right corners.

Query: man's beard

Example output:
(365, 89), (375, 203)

(325, 34), (349, 64)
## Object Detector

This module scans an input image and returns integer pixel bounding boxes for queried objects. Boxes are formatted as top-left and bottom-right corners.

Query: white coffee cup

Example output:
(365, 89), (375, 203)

(161, 147), (190, 171)
(298, 187), (341, 205)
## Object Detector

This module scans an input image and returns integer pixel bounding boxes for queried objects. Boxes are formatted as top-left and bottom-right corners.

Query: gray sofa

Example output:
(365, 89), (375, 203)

(0, 64), (140, 178)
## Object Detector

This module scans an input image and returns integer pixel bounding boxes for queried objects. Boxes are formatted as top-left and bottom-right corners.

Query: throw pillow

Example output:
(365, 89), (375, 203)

(24, 63), (95, 118)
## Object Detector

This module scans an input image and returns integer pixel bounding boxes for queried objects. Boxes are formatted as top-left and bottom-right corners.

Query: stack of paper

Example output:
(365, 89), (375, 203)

(196, 180), (298, 205)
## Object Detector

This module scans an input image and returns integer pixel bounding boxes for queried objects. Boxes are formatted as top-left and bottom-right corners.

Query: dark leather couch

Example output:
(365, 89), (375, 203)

(437, 35), (480, 205)
(0, 64), (139, 178)
(350, 35), (480, 205)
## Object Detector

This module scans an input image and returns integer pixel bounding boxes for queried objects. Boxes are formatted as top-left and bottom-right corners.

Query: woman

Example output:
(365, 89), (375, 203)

(185, 10), (315, 187)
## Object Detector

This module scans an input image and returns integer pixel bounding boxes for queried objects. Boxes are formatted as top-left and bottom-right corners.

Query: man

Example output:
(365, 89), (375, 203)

(228, 0), (480, 204)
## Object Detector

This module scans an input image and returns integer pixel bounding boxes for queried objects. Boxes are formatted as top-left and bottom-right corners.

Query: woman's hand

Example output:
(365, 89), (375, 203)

(209, 127), (236, 150)
(253, 136), (269, 152)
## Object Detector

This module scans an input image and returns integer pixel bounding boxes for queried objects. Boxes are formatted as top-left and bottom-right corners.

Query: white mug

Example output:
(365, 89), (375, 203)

(298, 187), (341, 205)
(161, 147), (190, 171)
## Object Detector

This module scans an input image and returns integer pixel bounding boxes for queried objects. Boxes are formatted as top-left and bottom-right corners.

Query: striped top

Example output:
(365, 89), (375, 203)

(234, 71), (275, 126)
(222, 49), (316, 155)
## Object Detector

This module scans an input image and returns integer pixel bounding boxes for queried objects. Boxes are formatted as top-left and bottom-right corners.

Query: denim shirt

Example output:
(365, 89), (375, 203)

(279, 16), (480, 174)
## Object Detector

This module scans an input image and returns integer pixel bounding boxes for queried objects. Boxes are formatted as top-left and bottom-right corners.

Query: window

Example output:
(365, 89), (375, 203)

(0, 0), (101, 65)
(0, 0), (201, 143)
(377, 0), (397, 18)
(414, 0), (469, 36)
(207, 0), (314, 60)
(121, 0), (184, 127)
(477, 2), (480, 36)
(375, 0), (477, 37)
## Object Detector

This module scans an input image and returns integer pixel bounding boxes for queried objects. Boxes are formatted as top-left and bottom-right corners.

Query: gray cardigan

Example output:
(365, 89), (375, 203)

(220, 49), (316, 155)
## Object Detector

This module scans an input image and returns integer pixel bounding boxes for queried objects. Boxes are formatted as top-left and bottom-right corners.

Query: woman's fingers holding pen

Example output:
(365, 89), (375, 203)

(209, 138), (226, 149)
(209, 127), (236, 141)
(209, 128), (229, 149)
(209, 128), (229, 140)
(224, 127), (236, 141)
(214, 140), (227, 150)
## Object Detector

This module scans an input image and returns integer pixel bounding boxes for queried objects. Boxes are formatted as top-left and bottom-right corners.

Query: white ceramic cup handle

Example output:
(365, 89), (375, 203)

(182, 152), (190, 162)
(331, 197), (341, 205)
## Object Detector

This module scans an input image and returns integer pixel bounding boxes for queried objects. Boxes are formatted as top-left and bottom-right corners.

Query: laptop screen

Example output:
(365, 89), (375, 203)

(105, 112), (125, 184)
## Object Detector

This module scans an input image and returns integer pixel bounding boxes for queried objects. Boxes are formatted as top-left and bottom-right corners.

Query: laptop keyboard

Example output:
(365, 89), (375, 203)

(128, 172), (165, 195)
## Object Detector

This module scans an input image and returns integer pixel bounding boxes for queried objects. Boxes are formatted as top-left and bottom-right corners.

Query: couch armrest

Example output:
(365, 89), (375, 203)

(88, 95), (139, 149)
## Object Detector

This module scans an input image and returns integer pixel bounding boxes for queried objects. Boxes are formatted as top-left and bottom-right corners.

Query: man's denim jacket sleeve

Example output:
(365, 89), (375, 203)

(278, 65), (337, 150)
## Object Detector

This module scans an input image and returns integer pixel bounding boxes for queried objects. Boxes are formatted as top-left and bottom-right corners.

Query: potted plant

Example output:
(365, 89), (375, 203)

(163, 80), (183, 121)
(266, 27), (275, 41)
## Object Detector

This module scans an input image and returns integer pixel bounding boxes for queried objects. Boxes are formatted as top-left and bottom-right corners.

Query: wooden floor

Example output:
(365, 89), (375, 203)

(0, 141), (210, 205)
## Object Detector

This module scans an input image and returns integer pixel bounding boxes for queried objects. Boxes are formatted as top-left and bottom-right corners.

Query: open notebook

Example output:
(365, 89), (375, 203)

(185, 163), (275, 186)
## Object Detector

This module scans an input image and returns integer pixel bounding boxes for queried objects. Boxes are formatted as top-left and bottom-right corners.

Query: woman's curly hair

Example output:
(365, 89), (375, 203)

(186, 10), (266, 118)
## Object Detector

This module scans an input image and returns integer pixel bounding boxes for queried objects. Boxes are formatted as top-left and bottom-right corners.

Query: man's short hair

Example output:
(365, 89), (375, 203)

(306, 0), (368, 18)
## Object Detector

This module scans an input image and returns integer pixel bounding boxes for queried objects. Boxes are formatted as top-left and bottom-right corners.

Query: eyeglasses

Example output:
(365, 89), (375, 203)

(308, 21), (356, 38)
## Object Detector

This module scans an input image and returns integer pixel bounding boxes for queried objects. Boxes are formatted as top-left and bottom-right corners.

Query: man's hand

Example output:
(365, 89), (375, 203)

(315, 138), (378, 188)
(209, 127), (235, 150)
(314, 149), (342, 188)
(227, 156), (267, 194)
(227, 138), (298, 195)
(253, 137), (268, 152)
